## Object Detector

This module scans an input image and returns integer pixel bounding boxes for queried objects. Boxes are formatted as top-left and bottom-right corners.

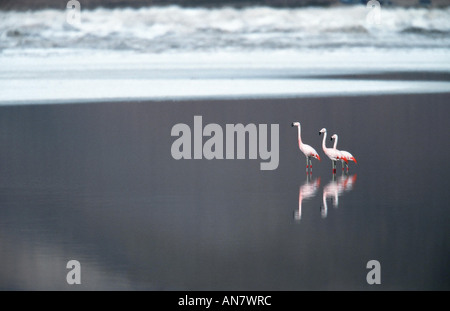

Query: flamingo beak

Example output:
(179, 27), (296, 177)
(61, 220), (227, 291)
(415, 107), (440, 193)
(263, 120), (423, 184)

(330, 137), (333, 141)
(291, 123), (294, 127)
(319, 132), (321, 135)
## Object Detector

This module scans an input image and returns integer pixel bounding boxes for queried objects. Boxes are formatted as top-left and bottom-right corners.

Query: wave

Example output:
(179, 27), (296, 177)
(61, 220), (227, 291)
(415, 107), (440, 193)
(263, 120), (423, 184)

(1, 6), (450, 53)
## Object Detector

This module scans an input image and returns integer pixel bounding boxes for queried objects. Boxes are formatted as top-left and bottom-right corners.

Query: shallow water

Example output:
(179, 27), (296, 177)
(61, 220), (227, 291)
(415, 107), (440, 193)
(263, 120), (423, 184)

(0, 93), (449, 290)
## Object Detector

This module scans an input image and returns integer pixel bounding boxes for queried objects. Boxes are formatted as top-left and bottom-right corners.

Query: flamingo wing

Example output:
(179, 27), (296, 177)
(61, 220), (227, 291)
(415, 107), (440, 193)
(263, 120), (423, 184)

(341, 151), (357, 164)
(326, 148), (344, 162)
(302, 144), (321, 161)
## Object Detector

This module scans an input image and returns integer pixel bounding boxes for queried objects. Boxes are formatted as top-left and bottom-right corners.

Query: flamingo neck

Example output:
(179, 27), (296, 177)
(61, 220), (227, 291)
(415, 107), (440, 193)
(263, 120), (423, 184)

(321, 131), (327, 151)
(297, 125), (302, 147)
(333, 135), (338, 149)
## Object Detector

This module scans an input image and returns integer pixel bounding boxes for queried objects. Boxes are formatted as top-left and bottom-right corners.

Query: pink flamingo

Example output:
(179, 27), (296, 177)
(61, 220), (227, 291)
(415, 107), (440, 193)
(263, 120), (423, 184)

(330, 134), (357, 172)
(319, 128), (348, 174)
(292, 122), (321, 172)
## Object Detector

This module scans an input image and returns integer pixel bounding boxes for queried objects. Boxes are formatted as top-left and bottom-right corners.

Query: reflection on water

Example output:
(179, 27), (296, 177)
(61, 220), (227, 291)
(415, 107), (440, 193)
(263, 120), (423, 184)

(295, 173), (357, 221)
(321, 174), (357, 219)
(294, 175), (320, 221)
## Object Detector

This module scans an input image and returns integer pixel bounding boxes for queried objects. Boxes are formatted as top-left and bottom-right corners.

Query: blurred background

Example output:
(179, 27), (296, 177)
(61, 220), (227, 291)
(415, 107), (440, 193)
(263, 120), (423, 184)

(1, 0), (450, 103)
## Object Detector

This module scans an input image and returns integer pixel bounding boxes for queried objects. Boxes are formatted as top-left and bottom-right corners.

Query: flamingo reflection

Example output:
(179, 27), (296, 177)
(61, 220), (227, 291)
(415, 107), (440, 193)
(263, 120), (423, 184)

(294, 175), (321, 221)
(321, 174), (357, 218)
(342, 174), (357, 193)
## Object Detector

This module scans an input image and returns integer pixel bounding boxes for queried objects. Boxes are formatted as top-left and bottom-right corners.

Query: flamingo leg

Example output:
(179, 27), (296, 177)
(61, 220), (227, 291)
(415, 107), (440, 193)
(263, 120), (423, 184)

(305, 157), (309, 171)
(309, 158), (313, 172)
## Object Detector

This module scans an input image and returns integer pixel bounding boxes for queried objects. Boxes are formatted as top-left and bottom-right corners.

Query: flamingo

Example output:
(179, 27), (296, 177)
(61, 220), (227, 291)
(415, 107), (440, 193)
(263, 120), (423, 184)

(292, 122), (321, 172)
(319, 128), (348, 174)
(295, 176), (321, 221)
(330, 134), (357, 172)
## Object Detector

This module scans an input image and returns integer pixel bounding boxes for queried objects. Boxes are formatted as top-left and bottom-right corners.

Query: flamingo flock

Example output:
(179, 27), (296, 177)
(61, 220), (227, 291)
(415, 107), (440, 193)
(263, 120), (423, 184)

(292, 121), (358, 221)
(292, 121), (357, 174)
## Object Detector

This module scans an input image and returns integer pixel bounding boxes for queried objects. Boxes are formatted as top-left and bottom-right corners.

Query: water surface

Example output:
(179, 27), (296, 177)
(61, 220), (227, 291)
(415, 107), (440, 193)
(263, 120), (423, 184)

(0, 93), (448, 290)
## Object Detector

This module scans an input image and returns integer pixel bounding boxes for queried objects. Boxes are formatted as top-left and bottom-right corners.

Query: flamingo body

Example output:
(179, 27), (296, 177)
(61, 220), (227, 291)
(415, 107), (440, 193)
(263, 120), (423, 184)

(324, 147), (346, 163)
(300, 143), (321, 162)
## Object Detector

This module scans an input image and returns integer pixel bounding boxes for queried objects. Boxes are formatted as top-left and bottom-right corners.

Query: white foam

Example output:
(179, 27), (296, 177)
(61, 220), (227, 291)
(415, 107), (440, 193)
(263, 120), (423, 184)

(1, 6), (450, 52)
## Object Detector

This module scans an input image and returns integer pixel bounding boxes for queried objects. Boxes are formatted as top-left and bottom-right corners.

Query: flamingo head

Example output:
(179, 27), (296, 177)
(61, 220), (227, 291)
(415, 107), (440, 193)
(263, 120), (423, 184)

(319, 128), (326, 135)
(331, 134), (337, 141)
(291, 122), (300, 127)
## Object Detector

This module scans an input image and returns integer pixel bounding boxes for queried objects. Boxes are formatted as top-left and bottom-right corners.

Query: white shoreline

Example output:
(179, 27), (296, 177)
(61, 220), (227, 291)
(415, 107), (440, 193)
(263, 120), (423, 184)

(1, 49), (449, 105)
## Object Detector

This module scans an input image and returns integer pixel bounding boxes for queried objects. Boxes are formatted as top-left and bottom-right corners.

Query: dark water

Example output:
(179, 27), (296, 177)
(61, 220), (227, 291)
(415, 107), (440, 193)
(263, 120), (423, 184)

(0, 93), (449, 290)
